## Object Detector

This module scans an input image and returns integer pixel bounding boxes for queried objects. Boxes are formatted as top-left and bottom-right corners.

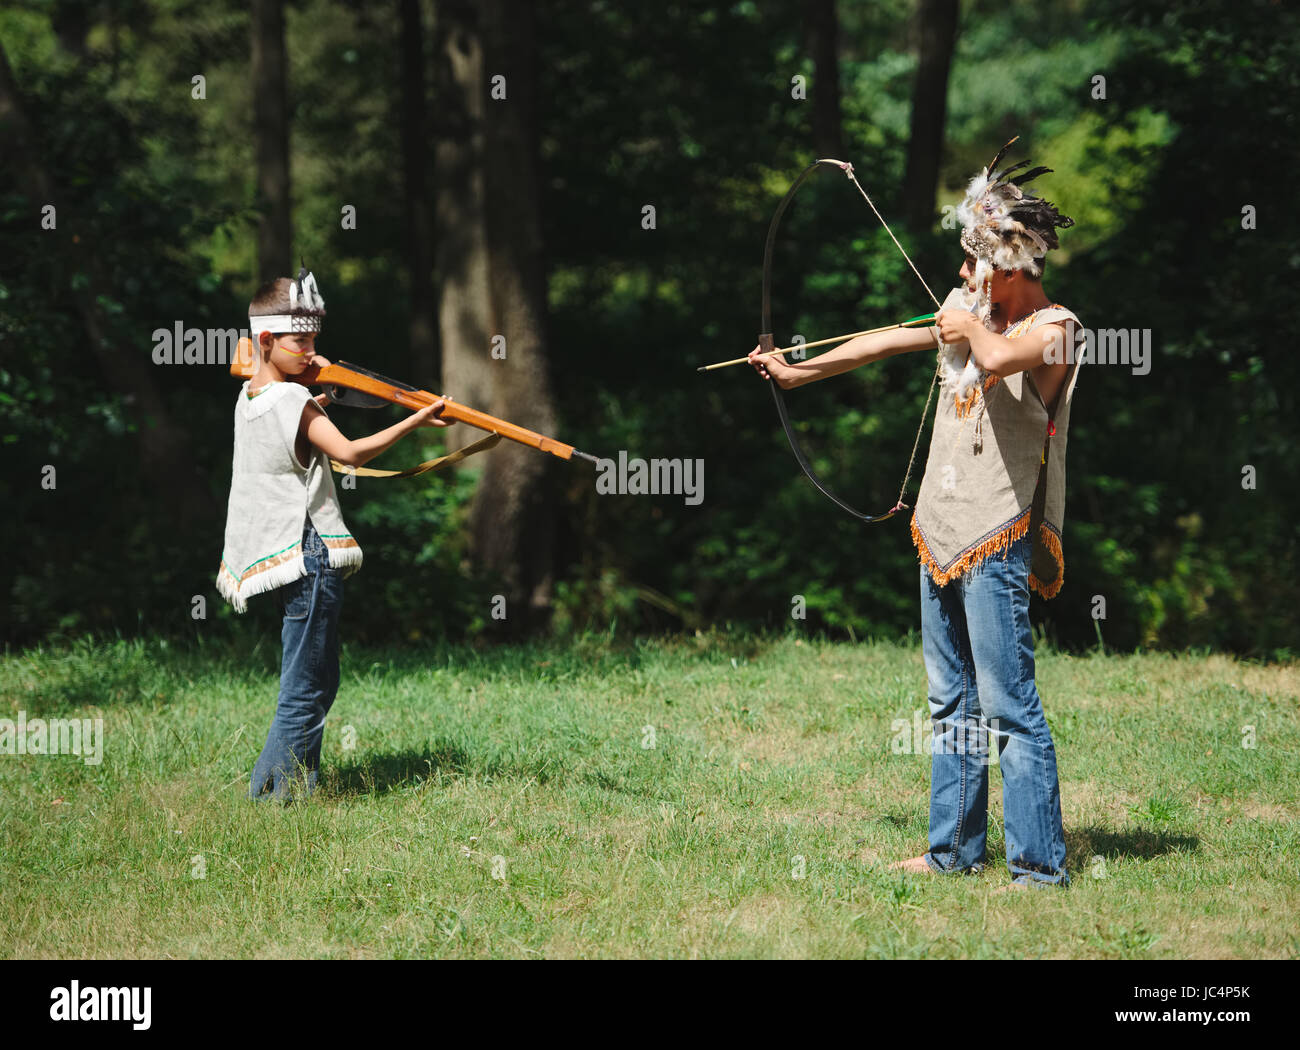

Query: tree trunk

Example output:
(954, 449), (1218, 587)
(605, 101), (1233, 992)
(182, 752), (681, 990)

(434, 0), (559, 630)
(433, 0), (494, 428)
(400, 0), (438, 386)
(0, 42), (215, 523)
(51, 0), (89, 61)
(902, 0), (959, 231)
(805, 0), (843, 159)
(251, 0), (291, 282)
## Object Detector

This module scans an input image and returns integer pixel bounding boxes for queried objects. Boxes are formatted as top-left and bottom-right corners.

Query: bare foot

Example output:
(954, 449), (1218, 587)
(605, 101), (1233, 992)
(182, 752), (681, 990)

(888, 855), (933, 874)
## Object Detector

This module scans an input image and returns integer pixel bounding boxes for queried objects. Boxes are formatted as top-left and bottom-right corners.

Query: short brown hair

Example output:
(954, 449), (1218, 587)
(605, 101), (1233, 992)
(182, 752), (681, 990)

(249, 277), (294, 316)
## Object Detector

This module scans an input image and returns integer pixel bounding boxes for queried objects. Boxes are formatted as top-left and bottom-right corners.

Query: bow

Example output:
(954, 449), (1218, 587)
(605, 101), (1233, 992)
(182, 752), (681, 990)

(758, 158), (945, 523)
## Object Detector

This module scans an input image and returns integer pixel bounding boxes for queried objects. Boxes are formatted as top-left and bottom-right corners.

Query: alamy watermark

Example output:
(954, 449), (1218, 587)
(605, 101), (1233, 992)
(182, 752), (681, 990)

(891, 708), (1001, 766)
(50, 981), (150, 1029)
(151, 322), (245, 365)
(0, 711), (103, 765)
(1043, 325), (1151, 376)
(595, 450), (704, 506)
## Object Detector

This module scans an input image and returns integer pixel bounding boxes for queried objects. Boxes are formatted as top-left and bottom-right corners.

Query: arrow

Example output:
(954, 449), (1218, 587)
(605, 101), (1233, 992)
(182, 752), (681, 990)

(696, 312), (937, 372)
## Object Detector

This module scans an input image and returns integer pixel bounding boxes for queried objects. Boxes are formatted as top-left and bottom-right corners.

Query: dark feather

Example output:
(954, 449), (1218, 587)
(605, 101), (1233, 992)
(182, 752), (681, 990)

(1009, 165), (1053, 187)
(985, 135), (1020, 174)
(1011, 200), (1053, 221)
(1012, 197), (1075, 237)
(993, 158), (1034, 182)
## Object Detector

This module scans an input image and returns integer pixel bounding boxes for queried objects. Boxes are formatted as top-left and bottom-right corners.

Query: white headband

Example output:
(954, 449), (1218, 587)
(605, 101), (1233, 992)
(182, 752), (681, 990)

(248, 268), (326, 335)
(248, 313), (324, 335)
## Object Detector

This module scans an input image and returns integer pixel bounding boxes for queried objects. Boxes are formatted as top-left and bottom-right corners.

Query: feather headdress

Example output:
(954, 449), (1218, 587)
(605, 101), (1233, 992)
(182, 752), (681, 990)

(956, 137), (1073, 330)
(248, 263), (327, 336)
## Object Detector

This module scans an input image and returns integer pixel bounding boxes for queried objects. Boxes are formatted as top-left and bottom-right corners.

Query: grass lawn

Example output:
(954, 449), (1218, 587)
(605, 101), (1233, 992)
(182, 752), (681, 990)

(1, 633), (1296, 958)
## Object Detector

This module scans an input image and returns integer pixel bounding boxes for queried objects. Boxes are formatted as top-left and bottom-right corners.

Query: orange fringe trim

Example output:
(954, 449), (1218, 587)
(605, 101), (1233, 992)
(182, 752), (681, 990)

(911, 510), (1065, 599)
(1028, 524), (1065, 599)
(952, 374), (1001, 418)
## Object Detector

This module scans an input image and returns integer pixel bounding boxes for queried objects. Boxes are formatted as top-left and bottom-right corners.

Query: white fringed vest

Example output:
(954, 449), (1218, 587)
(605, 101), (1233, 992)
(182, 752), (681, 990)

(216, 381), (362, 612)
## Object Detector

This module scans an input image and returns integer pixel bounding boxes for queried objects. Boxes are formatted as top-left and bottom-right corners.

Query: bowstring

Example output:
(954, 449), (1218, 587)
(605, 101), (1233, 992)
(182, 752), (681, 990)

(839, 161), (944, 511)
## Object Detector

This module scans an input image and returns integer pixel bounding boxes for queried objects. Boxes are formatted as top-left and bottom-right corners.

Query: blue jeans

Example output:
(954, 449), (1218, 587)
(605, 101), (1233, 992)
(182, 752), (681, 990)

(249, 516), (344, 802)
(919, 532), (1069, 886)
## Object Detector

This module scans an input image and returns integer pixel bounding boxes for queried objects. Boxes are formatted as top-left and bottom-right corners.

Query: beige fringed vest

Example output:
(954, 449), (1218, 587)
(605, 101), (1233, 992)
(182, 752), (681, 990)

(216, 381), (362, 613)
(910, 300), (1084, 599)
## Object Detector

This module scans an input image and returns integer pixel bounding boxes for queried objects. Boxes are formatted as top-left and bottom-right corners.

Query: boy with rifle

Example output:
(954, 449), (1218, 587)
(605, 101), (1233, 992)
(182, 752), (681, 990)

(216, 267), (449, 801)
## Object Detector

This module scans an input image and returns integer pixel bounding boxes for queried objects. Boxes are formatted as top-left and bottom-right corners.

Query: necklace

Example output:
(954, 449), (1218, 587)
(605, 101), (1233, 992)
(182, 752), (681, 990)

(998, 303), (1051, 334)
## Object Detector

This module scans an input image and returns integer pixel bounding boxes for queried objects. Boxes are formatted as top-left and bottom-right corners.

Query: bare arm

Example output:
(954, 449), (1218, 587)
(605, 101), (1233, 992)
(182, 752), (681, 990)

(748, 324), (941, 389)
(937, 312), (1073, 404)
(299, 397), (450, 469)
(959, 319), (1065, 377)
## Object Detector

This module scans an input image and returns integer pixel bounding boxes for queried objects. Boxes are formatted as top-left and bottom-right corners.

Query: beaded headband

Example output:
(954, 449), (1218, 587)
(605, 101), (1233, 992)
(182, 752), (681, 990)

(248, 265), (326, 336)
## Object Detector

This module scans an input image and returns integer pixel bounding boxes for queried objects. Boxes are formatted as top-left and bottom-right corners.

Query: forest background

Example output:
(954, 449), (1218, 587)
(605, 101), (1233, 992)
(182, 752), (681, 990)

(2, 0), (1295, 658)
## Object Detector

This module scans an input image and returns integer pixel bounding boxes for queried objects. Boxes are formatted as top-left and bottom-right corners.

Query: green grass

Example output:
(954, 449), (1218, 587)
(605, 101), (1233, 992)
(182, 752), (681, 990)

(1, 632), (1297, 958)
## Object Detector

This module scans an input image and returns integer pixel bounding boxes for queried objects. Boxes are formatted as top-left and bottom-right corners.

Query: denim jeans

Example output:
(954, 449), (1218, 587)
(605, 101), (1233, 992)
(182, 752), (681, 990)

(249, 515), (344, 801)
(919, 531), (1069, 886)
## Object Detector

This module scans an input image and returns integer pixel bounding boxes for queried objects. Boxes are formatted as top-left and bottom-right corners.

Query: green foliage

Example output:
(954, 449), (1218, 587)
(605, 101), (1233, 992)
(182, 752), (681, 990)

(1, 635), (1296, 957)
(1, 0), (1296, 654)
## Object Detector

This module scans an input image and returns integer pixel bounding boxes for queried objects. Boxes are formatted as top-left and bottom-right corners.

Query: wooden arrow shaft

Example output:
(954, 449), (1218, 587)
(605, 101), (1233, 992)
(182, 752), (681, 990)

(697, 312), (936, 372)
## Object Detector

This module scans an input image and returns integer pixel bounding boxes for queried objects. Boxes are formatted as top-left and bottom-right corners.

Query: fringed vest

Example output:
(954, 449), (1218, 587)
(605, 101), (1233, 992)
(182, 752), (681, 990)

(217, 381), (362, 612)
(911, 301), (1083, 598)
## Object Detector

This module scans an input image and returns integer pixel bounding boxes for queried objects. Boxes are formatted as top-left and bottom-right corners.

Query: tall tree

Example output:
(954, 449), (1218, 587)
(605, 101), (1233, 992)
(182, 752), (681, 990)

(805, 0), (843, 158)
(251, 0), (291, 282)
(433, 0), (560, 628)
(902, 0), (959, 230)
(433, 0), (494, 429)
(400, 0), (437, 385)
(477, 0), (560, 627)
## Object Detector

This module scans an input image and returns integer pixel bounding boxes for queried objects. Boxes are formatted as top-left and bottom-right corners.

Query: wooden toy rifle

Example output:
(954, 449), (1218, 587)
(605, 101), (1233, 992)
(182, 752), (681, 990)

(230, 337), (599, 477)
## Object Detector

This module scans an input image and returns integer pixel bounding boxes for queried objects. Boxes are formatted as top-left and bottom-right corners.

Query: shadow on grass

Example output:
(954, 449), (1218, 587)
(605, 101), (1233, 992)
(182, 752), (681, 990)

(856, 820), (1198, 875)
(323, 739), (562, 797)
(1066, 824), (1199, 865)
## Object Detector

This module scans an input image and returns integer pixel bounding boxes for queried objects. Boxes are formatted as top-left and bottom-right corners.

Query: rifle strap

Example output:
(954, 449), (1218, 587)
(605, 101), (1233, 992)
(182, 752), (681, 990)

(330, 432), (501, 479)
